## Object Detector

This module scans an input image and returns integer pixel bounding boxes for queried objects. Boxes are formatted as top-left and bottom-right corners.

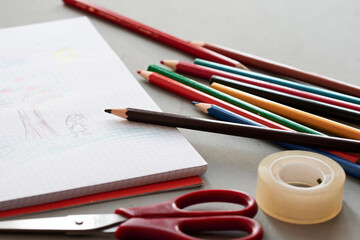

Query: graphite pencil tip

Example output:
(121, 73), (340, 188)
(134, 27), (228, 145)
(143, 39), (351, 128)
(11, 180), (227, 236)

(104, 109), (112, 114)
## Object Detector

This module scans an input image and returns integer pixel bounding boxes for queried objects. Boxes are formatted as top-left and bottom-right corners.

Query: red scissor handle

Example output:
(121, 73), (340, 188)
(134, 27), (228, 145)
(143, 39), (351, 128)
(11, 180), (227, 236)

(115, 215), (263, 240)
(115, 189), (258, 218)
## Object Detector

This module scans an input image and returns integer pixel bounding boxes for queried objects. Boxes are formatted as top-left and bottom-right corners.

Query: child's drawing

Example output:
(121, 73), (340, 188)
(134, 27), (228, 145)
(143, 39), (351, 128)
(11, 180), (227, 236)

(54, 47), (77, 65)
(0, 19), (177, 165)
(0, 56), (27, 70)
(66, 114), (91, 137)
(0, 73), (62, 140)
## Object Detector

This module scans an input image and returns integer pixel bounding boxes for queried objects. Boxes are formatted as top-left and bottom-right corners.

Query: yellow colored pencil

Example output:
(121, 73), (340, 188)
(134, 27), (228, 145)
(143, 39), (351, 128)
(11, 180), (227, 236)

(211, 82), (360, 140)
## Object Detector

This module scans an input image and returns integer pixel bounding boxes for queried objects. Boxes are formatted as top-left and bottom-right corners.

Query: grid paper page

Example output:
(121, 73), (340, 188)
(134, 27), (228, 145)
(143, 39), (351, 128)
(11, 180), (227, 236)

(0, 17), (207, 211)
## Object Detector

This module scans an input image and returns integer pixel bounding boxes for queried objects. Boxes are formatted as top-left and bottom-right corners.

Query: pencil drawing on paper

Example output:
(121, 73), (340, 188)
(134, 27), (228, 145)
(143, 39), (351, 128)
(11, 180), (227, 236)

(66, 114), (91, 137)
(0, 56), (27, 70)
(0, 74), (61, 140)
(54, 47), (77, 66)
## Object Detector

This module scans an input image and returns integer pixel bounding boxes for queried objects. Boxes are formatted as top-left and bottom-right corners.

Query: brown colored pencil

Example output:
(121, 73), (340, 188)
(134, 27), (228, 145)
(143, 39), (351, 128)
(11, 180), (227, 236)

(190, 41), (360, 98)
(105, 108), (360, 153)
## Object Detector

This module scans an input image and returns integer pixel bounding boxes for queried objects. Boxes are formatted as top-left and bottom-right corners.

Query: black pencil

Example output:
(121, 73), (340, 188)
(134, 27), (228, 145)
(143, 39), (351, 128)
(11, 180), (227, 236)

(105, 108), (360, 153)
(210, 75), (360, 124)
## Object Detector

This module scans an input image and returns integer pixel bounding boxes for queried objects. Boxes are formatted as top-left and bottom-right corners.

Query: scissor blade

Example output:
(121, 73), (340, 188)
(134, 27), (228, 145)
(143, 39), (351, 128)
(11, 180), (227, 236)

(0, 214), (126, 233)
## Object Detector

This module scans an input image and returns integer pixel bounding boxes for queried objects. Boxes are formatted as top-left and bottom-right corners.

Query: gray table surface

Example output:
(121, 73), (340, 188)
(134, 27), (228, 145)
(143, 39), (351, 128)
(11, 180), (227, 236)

(1, 0), (360, 239)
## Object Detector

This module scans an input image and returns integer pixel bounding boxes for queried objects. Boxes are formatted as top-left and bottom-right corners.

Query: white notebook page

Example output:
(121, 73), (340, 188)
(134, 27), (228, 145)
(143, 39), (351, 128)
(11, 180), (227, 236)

(0, 17), (207, 211)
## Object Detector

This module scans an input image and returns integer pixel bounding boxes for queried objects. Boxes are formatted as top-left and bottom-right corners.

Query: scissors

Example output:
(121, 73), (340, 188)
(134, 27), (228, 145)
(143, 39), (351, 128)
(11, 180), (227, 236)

(0, 189), (263, 240)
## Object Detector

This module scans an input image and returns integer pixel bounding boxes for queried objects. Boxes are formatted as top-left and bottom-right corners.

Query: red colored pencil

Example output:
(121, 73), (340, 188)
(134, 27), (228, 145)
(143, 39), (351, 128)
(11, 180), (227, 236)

(161, 60), (360, 112)
(190, 41), (360, 98)
(139, 71), (359, 164)
(138, 71), (292, 130)
(62, 0), (247, 69)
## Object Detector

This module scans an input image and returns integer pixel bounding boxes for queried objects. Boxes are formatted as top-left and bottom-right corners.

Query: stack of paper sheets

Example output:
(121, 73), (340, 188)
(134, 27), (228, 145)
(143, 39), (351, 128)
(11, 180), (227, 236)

(0, 17), (207, 211)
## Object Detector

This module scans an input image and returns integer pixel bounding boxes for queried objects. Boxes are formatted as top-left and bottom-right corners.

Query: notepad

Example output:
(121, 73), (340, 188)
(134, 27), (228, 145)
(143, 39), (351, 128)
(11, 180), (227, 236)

(0, 17), (207, 211)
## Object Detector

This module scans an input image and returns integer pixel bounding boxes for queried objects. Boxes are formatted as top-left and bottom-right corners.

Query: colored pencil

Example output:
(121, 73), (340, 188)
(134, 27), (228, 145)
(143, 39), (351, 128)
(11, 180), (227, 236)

(193, 102), (360, 177)
(138, 71), (292, 130)
(190, 41), (360, 98)
(161, 60), (360, 112)
(195, 58), (360, 105)
(104, 107), (360, 153)
(147, 65), (323, 135)
(62, 0), (247, 69)
(210, 75), (360, 124)
(139, 71), (359, 164)
(211, 82), (360, 140)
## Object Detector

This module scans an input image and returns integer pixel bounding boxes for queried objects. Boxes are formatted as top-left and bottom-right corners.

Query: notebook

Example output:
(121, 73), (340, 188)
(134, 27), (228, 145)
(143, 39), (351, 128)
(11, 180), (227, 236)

(0, 17), (207, 212)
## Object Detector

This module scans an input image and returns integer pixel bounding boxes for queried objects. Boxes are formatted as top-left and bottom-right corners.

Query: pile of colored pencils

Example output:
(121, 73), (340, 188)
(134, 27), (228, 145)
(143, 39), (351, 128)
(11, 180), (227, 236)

(134, 57), (360, 178)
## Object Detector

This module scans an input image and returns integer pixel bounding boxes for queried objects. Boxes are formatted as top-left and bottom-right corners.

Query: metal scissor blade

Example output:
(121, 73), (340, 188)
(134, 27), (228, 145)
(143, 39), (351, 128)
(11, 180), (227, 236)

(0, 214), (126, 233)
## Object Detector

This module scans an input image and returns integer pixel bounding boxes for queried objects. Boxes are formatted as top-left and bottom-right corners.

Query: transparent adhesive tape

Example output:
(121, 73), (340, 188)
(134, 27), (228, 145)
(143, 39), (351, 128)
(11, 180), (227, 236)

(256, 150), (345, 224)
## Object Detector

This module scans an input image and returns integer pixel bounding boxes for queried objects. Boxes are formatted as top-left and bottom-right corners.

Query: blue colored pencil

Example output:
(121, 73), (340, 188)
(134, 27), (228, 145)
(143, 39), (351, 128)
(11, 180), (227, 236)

(193, 102), (360, 179)
(194, 58), (360, 105)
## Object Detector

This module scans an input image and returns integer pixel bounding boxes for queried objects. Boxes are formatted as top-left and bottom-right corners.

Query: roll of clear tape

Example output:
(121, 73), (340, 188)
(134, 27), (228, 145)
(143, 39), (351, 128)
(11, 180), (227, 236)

(256, 150), (345, 224)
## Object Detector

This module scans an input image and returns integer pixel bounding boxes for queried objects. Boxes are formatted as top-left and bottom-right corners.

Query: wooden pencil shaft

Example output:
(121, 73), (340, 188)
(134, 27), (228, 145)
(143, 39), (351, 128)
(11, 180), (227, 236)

(210, 75), (360, 124)
(198, 42), (360, 98)
(124, 108), (360, 153)
(63, 0), (241, 67)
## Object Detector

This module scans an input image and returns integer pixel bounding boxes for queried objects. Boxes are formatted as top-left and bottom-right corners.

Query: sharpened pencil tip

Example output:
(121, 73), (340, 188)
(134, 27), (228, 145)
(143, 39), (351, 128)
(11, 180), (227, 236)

(191, 101), (200, 105)
(161, 60), (178, 70)
(137, 70), (141, 74)
(138, 71), (151, 80)
(104, 109), (112, 114)
(235, 63), (249, 71)
(160, 60), (164, 64)
(194, 102), (210, 114)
